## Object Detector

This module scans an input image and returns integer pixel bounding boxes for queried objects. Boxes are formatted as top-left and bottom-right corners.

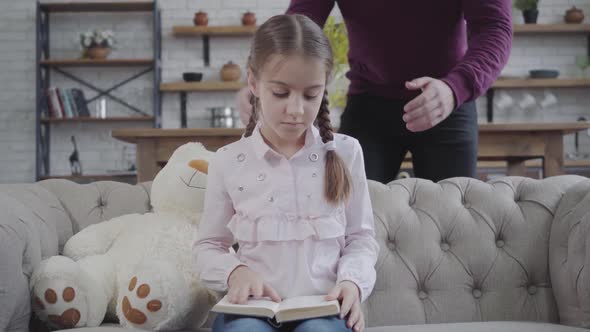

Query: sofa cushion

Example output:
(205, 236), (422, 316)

(550, 179), (590, 328)
(38, 180), (152, 234)
(366, 176), (584, 327)
(57, 321), (589, 332)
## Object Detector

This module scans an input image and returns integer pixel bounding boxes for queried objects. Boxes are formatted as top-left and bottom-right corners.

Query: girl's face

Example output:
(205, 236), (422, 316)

(248, 54), (326, 147)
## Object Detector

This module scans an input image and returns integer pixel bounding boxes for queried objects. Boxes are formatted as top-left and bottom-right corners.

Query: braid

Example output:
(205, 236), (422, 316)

(318, 89), (352, 204)
(317, 89), (333, 143)
(244, 92), (258, 137)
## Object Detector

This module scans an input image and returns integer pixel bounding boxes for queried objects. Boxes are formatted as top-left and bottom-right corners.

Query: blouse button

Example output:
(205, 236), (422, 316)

(257, 173), (266, 181)
(312, 172), (317, 178)
(268, 196), (274, 202)
(237, 153), (246, 162)
(309, 153), (319, 162)
(238, 186), (244, 192)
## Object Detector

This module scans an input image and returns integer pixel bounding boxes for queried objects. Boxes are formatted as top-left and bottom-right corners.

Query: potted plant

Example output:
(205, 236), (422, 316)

(323, 16), (349, 113)
(80, 30), (116, 59)
(514, 0), (539, 24)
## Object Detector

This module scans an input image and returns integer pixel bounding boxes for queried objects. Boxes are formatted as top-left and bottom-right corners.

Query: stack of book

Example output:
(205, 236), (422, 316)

(44, 88), (91, 119)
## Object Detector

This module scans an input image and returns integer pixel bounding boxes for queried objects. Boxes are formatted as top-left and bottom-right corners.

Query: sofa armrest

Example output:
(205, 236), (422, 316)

(0, 184), (73, 332)
(550, 179), (590, 329)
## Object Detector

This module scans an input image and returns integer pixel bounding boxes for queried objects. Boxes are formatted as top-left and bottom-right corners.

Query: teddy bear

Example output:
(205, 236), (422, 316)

(30, 142), (219, 331)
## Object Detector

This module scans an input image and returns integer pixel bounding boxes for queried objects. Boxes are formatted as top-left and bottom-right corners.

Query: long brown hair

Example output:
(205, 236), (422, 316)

(244, 14), (351, 204)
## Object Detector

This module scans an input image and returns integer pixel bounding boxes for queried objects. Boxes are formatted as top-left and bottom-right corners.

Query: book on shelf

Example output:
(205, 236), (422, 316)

(58, 88), (73, 118)
(44, 87), (90, 119)
(70, 88), (90, 117)
(47, 88), (63, 118)
(211, 295), (340, 323)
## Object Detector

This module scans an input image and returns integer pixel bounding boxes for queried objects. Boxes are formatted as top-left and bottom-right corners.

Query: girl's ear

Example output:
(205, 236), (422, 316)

(247, 68), (259, 98)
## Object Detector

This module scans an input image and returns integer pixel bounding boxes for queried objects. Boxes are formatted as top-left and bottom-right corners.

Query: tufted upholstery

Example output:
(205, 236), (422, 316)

(2, 176), (590, 332)
(0, 180), (152, 332)
(365, 175), (588, 327)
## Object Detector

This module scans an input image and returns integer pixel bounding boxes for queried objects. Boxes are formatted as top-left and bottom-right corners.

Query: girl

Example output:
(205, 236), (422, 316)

(195, 14), (379, 332)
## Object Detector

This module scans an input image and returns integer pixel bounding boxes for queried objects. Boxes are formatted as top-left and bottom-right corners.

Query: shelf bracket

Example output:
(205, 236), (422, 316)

(180, 91), (187, 128)
(486, 88), (495, 123)
(203, 34), (210, 67)
(52, 66), (152, 116)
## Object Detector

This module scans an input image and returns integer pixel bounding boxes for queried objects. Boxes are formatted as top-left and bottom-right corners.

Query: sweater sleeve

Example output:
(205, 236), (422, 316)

(286, 0), (336, 27)
(336, 139), (380, 303)
(441, 0), (513, 107)
(193, 151), (245, 292)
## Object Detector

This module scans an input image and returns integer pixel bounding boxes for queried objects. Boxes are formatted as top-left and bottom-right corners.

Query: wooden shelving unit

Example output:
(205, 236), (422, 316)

(160, 81), (245, 92)
(163, 24), (255, 127)
(40, 59), (154, 67)
(41, 116), (155, 123)
(36, 1), (162, 183)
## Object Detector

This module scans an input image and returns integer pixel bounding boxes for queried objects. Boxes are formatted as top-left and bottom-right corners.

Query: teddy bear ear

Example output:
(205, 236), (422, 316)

(188, 159), (209, 174)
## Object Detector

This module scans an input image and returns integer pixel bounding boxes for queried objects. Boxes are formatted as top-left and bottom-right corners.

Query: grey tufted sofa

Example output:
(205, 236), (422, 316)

(1, 176), (590, 332)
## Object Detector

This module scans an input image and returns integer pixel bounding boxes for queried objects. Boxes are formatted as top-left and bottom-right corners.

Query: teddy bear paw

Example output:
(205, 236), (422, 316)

(33, 286), (83, 329)
(119, 276), (166, 328)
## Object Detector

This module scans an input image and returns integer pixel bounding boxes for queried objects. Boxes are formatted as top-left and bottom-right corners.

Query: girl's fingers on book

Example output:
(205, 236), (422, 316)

(353, 316), (364, 332)
(347, 302), (360, 328)
(263, 283), (282, 302)
(325, 285), (341, 301)
(340, 294), (354, 319)
(237, 286), (251, 304)
(251, 283), (264, 298)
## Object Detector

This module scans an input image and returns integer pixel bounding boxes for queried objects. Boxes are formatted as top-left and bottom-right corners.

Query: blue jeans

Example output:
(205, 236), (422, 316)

(212, 313), (353, 332)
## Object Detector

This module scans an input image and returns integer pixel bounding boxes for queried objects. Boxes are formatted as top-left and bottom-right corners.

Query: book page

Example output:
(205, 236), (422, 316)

(277, 295), (339, 312)
(211, 295), (281, 318)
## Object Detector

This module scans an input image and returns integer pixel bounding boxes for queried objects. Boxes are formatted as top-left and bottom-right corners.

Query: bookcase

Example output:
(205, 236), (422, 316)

(35, 1), (162, 182)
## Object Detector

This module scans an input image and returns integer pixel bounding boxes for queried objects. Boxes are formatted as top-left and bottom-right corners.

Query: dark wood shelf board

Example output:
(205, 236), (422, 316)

(41, 116), (154, 123)
(40, 58), (154, 67)
(40, 1), (155, 13)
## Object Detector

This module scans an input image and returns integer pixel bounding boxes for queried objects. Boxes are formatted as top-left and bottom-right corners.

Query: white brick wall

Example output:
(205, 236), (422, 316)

(1, 0), (589, 183)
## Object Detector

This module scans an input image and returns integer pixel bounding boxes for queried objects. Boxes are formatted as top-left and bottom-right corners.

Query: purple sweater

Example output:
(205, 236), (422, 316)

(286, 0), (513, 107)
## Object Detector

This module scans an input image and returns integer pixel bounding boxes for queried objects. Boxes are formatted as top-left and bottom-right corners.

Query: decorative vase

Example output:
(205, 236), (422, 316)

(220, 61), (241, 82)
(242, 11), (257, 26)
(523, 9), (539, 24)
(194, 10), (208, 26)
(85, 46), (111, 59)
(564, 6), (585, 24)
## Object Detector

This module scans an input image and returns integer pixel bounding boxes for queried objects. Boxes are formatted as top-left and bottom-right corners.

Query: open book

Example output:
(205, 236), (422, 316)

(211, 295), (340, 323)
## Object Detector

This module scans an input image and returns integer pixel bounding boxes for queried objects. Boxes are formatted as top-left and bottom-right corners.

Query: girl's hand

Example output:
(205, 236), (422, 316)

(325, 281), (364, 332)
(227, 265), (282, 304)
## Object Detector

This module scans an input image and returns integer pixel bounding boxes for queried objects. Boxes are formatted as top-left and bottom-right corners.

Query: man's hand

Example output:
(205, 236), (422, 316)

(325, 281), (364, 332)
(403, 77), (456, 132)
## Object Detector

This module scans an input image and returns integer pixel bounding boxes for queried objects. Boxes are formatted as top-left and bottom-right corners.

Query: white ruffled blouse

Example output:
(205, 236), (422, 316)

(194, 123), (379, 302)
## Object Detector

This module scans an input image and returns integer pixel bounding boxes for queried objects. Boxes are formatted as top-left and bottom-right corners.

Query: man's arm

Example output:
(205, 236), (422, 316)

(441, 0), (513, 107)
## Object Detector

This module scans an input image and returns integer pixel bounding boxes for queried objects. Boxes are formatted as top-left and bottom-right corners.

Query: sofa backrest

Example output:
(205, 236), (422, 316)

(365, 175), (585, 327)
(38, 179), (152, 237)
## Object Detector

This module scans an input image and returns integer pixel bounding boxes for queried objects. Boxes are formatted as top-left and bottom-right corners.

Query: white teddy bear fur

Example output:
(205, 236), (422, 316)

(30, 142), (219, 331)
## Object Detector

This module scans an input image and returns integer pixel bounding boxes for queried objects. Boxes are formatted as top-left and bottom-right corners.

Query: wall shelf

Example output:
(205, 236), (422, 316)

(40, 1), (155, 13)
(40, 59), (154, 67)
(171, 25), (256, 67)
(41, 116), (155, 123)
(513, 24), (590, 34)
(172, 25), (257, 36)
(486, 25), (590, 123)
(160, 81), (245, 92)
(492, 78), (590, 89)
